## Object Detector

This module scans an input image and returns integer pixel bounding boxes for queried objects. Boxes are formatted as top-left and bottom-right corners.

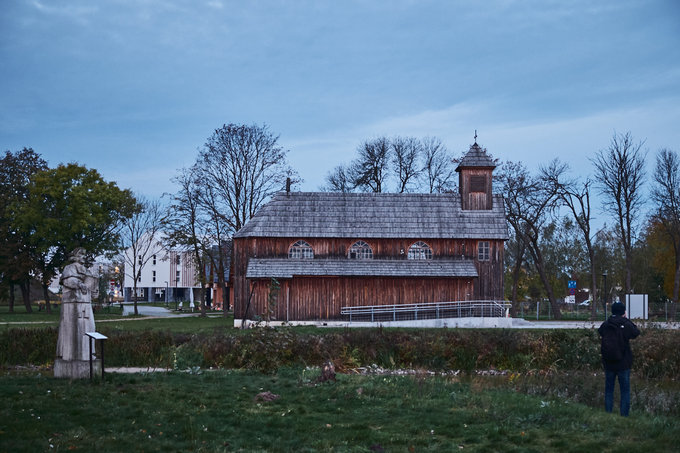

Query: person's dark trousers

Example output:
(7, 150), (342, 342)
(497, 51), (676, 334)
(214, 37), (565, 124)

(605, 369), (631, 416)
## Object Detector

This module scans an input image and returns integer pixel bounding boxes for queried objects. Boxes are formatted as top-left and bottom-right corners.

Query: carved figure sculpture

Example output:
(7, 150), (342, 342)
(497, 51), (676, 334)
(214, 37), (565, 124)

(54, 248), (98, 378)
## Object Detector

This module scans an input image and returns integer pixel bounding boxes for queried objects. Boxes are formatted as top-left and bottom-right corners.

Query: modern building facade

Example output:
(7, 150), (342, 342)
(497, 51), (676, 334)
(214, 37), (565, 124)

(122, 239), (201, 305)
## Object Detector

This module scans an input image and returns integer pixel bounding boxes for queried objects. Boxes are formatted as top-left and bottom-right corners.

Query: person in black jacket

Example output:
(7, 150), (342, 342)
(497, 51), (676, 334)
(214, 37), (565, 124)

(598, 301), (641, 416)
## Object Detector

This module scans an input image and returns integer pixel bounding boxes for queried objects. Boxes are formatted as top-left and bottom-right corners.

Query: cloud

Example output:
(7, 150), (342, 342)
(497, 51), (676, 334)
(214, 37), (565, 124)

(285, 95), (680, 191)
(30, 1), (98, 23)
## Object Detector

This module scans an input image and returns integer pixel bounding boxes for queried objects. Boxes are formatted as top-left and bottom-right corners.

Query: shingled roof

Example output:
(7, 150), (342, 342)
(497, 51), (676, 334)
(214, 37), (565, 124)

(455, 143), (497, 171)
(246, 258), (478, 279)
(234, 192), (508, 240)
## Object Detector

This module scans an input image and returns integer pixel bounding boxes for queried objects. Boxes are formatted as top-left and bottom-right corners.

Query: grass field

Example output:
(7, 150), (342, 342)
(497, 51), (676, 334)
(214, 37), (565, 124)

(0, 304), (233, 333)
(2, 302), (679, 451)
(1, 367), (678, 452)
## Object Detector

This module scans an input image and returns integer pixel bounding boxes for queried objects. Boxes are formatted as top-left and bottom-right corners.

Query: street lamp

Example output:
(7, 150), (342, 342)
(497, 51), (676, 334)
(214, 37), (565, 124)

(602, 271), (608, 319)
(164, 281), (168, 307)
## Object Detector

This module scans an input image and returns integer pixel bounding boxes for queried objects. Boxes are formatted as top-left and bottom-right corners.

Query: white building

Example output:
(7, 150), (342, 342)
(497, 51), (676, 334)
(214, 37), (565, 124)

(122, 235), (201, 304)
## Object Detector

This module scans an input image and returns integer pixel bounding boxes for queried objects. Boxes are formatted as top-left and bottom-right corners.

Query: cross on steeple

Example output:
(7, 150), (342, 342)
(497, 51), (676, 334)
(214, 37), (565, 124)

(474, 130), (478, 143)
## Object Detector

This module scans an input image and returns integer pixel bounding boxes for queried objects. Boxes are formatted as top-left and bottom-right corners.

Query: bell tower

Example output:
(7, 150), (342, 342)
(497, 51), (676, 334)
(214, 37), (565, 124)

(456, 135), (496, 210)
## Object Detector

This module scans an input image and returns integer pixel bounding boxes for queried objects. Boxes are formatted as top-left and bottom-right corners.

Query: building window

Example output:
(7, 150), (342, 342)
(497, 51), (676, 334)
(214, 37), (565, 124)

(478, 241), (490, 261)
(408, 241), (433, 260)
(138, 256), (142, 266)
(176, 255), (181, 265)
(349, 240), (373, 259)
(152, 270), (156, 283)
(289, 240), (314, 259)
(470, 175), (486, 193)
(153, 255), (156, 265)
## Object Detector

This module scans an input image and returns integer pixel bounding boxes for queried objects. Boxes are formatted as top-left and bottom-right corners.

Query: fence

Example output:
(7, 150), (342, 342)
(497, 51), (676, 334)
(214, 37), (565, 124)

(341, 300), (509, 323)
(515, 300), (679, 322)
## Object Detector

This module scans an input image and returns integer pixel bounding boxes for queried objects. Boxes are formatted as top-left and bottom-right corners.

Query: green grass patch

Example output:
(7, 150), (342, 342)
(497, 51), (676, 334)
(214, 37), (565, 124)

(0, 368), (677, 452)
(0, 303), (126, 327)
(99, 314), (233, 334)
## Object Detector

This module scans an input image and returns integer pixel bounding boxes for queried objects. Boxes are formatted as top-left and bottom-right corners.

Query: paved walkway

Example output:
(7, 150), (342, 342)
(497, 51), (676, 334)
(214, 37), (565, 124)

(510, 318), (679, 329)
(121, 304), (186, 317)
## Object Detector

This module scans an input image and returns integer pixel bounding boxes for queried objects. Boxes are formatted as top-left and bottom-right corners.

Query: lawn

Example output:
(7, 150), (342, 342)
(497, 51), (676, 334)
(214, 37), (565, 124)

(0, 303), (126, 325)
(1, 367), (678, 452)
(0, 304), (234, 334)
(2, 302), (679, 451)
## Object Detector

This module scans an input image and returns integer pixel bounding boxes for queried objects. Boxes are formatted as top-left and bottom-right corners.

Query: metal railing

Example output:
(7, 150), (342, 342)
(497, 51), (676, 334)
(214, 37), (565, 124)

(341, 300), (509, 323)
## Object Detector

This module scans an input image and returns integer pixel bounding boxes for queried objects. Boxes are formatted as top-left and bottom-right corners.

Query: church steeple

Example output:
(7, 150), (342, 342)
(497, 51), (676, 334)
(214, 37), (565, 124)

(455, 138), (496, 210)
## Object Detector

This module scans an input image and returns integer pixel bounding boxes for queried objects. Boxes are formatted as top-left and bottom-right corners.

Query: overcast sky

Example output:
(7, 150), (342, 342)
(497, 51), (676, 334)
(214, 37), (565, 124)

(2, 0), (679, 206)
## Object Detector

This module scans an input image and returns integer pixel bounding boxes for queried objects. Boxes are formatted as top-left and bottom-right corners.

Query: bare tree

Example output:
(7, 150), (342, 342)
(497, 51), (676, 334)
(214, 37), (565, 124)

(591, 132), (647, 293)
(198, 123), (299, 232)
(500, 160), (564, 319)
(651, 148), (680, 316)
(163, 166), (210, 317)
(195, 181), (232, 313)
(352, 137), (390, 193)
(323, 136), (454, 194)
(542, 161), (599, 319)
(391, 136), (422, 193)
(194, 123), (298, 313)
(321, 164), (355, 192)
(120, 196), (164, 316)
(421, 137), (456, 193)
(497, 161), (530, 316)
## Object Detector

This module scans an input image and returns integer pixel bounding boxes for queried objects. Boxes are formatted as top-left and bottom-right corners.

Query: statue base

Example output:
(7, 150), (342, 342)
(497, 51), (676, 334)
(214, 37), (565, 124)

(54, 359), (101, 379)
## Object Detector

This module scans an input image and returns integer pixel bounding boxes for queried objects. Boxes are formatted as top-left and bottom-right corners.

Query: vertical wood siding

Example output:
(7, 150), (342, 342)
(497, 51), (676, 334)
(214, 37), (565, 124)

(459, 168), (493, 210)
(234, 236), (505, 320)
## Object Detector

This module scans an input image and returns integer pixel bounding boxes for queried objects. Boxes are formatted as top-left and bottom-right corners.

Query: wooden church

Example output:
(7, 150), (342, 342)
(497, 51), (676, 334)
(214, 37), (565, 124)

(232, 142), (508, 321)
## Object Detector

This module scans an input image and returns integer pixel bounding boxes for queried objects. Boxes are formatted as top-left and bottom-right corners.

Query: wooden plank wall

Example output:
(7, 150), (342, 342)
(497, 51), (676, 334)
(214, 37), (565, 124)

(459, 168), (493, 210)
(233, 236), (505, 319)
(248, 276), (475, 321)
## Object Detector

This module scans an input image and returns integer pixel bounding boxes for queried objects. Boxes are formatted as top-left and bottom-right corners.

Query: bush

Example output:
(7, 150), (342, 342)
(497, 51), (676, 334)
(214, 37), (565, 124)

(2, 326), (677, 379)
(0, 327), (58, 366)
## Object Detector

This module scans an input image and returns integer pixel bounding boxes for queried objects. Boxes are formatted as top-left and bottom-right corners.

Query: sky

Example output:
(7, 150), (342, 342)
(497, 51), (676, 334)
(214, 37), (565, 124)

(2, 0), (679, 207)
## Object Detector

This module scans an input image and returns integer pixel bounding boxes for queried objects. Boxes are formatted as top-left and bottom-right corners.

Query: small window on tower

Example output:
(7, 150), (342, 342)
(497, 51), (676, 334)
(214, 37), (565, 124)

(470, 175), (486, 193)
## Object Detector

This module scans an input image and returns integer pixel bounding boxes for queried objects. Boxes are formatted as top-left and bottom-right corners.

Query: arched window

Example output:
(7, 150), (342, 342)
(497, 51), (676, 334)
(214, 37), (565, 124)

(348, 240), (373, 259)
(288, 240), (314, 259)
(288, 241), (314, 259)
(408, 241), (433, 260)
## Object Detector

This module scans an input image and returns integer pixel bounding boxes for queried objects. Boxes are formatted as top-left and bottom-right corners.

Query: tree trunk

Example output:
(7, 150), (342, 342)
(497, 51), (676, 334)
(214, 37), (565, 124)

(218, 259), (230, 313)
(589, 248), (598, 320)
(200, 287), (207, 317)
(527, 239), (562, 320)
(20, 281), (32, 313)
(8, 282), (15, 313)
(625, 249), (633, 294)
(133, 280), (139, 316)
(672, 256), (680, 320)
(42, 283), (52, 314)
(509, 241), (525, 318)
(222, 285), (230, 315)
